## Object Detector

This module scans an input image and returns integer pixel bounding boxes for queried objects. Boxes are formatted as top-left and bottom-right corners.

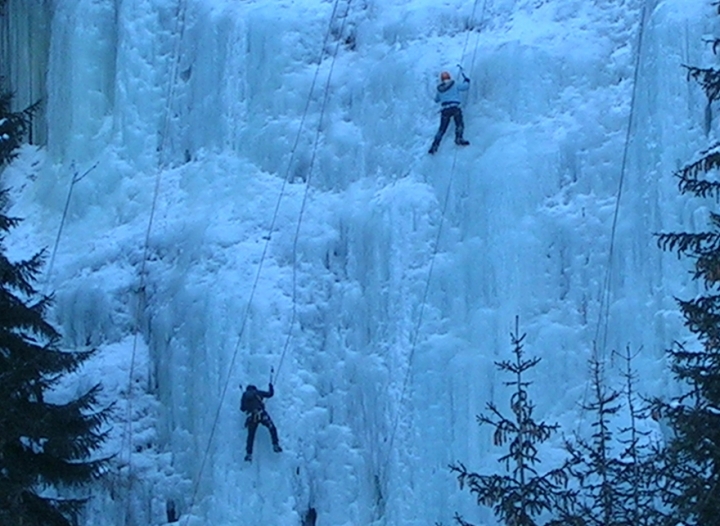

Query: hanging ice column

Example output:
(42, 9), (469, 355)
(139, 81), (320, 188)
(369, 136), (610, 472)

(0, 0), (51, 144)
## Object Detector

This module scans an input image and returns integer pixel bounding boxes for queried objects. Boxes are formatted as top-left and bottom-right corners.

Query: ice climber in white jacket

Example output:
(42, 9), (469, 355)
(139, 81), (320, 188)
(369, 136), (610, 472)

(428, 69), (470, 154)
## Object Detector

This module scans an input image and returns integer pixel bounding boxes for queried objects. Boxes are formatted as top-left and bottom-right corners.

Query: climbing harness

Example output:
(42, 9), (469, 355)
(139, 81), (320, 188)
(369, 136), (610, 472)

(183, 0), (350, 522)
(384, 0), (488, 477)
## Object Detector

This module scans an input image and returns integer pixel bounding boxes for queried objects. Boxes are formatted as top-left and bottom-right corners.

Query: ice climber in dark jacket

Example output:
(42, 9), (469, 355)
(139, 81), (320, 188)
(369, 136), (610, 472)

(428, 70), (470, 154)
(241, 383), (282, 461)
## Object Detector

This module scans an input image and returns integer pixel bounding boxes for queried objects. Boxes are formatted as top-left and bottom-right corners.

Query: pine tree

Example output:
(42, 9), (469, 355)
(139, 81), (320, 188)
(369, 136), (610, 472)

(450, 319), (576, 526)
(654, 4), (720, 519)
(0, 91), (111, 525)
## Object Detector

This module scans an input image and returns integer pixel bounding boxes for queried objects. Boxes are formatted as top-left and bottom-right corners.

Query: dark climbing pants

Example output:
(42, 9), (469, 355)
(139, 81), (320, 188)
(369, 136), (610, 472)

(432, 106), (465, 147)
(245, 410), (279, 454)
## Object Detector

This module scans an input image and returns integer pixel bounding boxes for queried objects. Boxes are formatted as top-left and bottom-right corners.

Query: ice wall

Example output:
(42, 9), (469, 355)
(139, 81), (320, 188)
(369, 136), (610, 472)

(1, 0), (716, 525)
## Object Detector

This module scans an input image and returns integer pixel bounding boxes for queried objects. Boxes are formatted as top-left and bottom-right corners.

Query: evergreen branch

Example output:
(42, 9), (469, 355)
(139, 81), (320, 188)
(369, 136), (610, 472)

(684, 65), (720, 103)
(703, 37), (720, 55)
(0, 198), (20, 233)
(496, 355), (541, 376)
(478, 403), (519, 446)
(3, 490), (87, 526)
(695, 251), (720, 287)
(452, 513), (475, 526)
(656, 230), (720, 256)
(677, 172), (720, 199)
(0, 149), (109, 526)
(0, 250), (48, 298)
(673, 141), (720, 186)
(676, 295), (720, 342)
(0, 92), (40, 166)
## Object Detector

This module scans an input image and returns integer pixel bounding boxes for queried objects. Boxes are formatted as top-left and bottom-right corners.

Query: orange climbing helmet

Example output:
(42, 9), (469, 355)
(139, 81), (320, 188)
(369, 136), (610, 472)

(440, 71), (451, 81)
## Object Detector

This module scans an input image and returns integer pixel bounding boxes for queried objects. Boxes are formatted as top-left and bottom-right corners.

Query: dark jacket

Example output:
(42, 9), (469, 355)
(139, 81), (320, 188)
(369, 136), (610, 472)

(241, 384), (274, 414)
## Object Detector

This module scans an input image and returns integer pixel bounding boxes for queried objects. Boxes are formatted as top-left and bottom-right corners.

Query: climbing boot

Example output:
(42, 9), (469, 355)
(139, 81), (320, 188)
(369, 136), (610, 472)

(455, 138), (470, 146)
(273, 444), (283, 453)
(244, 453), (252, 462)
(428, 144), (439, 154)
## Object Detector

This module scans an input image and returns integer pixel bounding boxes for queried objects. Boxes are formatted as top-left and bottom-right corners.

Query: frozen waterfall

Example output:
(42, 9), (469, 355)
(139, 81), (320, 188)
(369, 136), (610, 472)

(0, 0), (714, 524)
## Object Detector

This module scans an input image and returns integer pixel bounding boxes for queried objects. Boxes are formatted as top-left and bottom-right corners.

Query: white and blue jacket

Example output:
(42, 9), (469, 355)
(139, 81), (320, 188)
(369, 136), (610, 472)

(434, 78), (469, 107)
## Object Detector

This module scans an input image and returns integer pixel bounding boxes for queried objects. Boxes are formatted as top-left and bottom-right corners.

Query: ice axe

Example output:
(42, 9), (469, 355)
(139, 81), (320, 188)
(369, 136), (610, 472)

(456, 63), (469, 81)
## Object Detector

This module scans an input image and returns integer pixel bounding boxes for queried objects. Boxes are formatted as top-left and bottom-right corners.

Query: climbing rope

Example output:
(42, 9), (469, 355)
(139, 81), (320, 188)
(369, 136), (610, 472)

(463, 0), (488, 73)
(182, 1), (347, 522)
(275, 0), (354, 381)
(595, 0), (648, 363)
(468, 0), (488, 77)
(384, 0), (486, 472)
(577, 0), (648, 433)
(121, 0), (190, 518)
(43, 161), (97, 295)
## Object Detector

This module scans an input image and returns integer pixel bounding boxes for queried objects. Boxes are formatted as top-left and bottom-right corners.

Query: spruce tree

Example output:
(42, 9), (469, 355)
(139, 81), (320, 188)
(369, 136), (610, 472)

(565, 358), (622, 526)
(0, 91), (110, 525)
(450, 320), (576, 526)
(565, 353), (664, 526)
(612, 349), (665, 526)
(0, 90), (39, 166)
(682, 2), (720, 132)
(654, 4), (720, 519)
